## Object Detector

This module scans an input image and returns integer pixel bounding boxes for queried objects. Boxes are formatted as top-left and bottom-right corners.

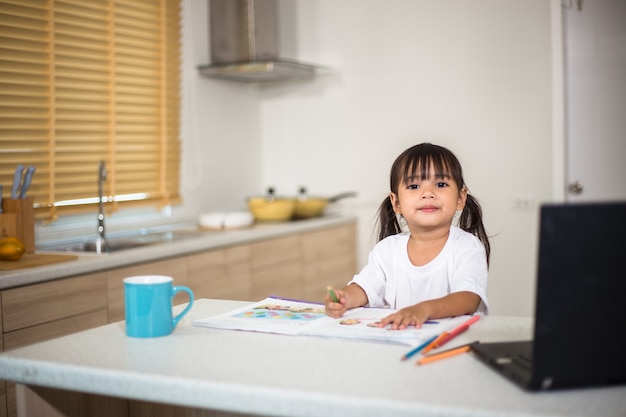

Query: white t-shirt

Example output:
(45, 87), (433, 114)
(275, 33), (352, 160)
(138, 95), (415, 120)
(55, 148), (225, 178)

(349, 226), (489, 314)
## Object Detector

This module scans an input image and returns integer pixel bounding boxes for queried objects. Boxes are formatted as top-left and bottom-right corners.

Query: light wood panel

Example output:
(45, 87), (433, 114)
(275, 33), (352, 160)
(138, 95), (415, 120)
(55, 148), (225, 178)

(300, 224), (356, 262)
(1, 272), (107, 333)
(0, 292), (3, 350)
(249, 235), (299, 269)
(3, 310), (108, 351)
(249, 233), (302, 301)
(301, 224), (357, 302)
(302, 255), (356, 302)
(0, 305), (4, 417)
(24, 386), (128, 417)
(0, 380), (5, 417)
(251, 260), (302, 301)
(20, 385), (259, 417)
(187, 245), (252, 301)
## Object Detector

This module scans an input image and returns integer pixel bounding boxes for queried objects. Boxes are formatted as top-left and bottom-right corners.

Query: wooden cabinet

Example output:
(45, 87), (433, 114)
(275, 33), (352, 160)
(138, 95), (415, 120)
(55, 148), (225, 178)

(250, 235), (302, 300)
(0, 222), (356, 341)
(0, 220), (357, 417)
(0, 381), (4, 417)
(0, 296), (4, 417)
(300, 224), (357, 302)
(1, 272), (108, 417)
(251, 259), (301, 301)
(185, 224), (358, 303)
(187, 245), (252, 301)
(2, 272), (108, 350)
(185, 223), (357, 303)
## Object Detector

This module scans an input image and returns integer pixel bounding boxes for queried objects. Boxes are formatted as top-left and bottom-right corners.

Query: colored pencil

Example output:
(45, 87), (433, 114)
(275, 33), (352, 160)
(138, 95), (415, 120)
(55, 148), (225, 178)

(416, 343), (474, 366)
(435, 324), (469, 348)
(421, 331), (449, 355)
(433, 315), (480, 349)
(401, 335), (438, 361)
(326, 285), (339, 303)
(458, 315), (480, 328)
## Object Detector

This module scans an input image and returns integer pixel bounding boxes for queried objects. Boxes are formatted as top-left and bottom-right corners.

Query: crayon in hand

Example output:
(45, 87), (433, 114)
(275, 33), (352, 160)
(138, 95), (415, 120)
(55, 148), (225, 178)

(327, 285), (339, 303)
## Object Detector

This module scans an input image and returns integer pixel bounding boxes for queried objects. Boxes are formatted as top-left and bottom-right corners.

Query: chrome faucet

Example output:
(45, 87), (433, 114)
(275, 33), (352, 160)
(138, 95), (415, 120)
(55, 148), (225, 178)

(96, 160), (107, 254)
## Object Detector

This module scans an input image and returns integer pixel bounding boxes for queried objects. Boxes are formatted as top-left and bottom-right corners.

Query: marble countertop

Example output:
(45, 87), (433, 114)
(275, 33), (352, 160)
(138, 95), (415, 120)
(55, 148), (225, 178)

(1, 299), (625, 417)
(0, 215), (356, 290)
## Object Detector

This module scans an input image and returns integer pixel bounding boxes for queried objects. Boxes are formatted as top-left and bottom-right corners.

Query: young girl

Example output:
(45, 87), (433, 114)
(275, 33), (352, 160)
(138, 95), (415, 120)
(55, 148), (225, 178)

(325, 143), (490, 329)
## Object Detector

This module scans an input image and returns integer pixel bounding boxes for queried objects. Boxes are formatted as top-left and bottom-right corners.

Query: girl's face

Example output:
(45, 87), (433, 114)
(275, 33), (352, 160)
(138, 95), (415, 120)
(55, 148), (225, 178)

(390, 164), (467, 232)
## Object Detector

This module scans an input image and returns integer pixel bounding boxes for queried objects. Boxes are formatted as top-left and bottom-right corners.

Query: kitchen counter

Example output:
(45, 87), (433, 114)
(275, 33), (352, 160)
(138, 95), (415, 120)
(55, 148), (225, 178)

(0, 215), (356, 290)
(0, 299), (624, 417)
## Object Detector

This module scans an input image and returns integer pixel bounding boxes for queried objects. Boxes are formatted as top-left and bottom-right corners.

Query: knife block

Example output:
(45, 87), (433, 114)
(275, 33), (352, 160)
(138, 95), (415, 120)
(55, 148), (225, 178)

(1, 198), (35, 252)
(0, 212), (17, 241)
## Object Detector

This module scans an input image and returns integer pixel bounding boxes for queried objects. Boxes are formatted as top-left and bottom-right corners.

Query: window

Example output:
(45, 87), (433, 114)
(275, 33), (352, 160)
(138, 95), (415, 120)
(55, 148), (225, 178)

(0, 0), (182, 221)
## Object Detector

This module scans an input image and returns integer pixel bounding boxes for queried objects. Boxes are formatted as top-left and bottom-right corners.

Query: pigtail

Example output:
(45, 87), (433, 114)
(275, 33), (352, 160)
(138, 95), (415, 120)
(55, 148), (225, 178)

(376, 196), (402, 242)
(459, 194), (491, 266)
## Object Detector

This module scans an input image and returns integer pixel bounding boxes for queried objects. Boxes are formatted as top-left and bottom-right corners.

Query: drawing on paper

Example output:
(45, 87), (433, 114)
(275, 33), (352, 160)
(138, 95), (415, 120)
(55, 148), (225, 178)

(233, 304), (326, 321)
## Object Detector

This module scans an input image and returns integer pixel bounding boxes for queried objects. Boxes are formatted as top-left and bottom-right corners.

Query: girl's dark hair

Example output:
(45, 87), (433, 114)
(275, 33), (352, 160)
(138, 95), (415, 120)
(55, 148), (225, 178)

(376, 143), (490, 265)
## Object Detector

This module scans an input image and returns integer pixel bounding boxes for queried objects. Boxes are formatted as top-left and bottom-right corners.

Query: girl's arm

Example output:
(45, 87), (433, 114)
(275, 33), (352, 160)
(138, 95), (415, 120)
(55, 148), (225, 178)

(379, 291), (481, 330)
(324, 284), (368, 318)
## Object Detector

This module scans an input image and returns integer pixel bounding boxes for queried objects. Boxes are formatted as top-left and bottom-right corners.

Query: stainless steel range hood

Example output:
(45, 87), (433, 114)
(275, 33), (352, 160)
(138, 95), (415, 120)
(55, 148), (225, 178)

(198, 0), (327, 83)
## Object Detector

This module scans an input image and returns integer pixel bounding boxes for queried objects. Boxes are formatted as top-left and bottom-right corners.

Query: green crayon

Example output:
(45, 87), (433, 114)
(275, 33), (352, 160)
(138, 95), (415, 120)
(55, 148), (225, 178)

(327, 285), (339, 303)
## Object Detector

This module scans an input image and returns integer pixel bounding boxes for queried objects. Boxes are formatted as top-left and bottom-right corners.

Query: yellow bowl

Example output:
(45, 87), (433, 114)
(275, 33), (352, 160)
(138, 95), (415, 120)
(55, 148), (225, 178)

(247, 198), (296, 222)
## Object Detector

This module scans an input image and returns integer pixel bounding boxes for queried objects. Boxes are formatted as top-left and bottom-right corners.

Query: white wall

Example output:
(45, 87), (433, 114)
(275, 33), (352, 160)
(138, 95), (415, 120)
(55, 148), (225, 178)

(178, 1), (263, 216)
(180, 0), (556, 317)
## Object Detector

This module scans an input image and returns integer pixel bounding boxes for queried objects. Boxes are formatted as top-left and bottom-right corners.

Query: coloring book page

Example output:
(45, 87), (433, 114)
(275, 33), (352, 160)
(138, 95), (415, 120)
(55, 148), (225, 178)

(193, 296), (470, 346)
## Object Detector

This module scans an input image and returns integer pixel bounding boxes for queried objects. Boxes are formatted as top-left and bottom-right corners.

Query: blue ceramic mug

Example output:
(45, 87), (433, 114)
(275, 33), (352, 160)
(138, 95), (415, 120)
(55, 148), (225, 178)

(124, 275), (194, 338)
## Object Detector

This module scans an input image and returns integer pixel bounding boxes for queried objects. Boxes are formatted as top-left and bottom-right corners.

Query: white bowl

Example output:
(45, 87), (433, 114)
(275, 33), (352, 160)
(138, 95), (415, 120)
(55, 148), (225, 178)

(198, 211), (254, 230)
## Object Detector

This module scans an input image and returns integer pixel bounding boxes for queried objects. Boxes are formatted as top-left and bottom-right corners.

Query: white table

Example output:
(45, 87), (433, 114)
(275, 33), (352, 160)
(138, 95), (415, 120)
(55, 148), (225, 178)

(0, 299), (624, 417)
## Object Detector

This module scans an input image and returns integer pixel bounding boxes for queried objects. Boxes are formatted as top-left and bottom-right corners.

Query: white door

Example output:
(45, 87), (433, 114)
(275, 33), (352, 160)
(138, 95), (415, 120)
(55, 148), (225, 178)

(563, 0), (626, 201)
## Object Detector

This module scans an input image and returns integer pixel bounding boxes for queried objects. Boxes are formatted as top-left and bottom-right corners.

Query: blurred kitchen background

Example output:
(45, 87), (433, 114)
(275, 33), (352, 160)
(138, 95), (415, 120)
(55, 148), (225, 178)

(36, 0), (626, 317)
(183, 0), (556, 318)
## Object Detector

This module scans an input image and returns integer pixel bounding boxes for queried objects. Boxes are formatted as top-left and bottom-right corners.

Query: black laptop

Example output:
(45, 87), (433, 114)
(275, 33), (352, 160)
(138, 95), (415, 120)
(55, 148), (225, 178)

(472, 201), (626, 391)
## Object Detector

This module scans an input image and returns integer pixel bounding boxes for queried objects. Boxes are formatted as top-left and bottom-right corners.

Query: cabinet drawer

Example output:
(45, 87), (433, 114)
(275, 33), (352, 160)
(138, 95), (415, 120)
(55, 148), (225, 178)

(0, 294), (3, 351)
(3, 310), (108, 350)
(302, 255), (357, 302)
(251, 260), (301, 301)
(250, 235), (300, 269)
(301, 224), (356, 261)
(2, 272), (107, 333)
(187, 246), (252, 301)
(1, 380), (5, 417)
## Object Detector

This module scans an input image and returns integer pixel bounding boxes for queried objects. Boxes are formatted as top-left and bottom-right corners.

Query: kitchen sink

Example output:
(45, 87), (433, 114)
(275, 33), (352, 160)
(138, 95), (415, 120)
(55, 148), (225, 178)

(39, 229), (207, 254)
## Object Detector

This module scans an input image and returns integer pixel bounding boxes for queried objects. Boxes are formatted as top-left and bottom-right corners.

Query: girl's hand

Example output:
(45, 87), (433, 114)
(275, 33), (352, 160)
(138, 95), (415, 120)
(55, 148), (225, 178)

(379, 304), (432, 330)
(325, 288), (348, 318)
(381, 292), (481, 329)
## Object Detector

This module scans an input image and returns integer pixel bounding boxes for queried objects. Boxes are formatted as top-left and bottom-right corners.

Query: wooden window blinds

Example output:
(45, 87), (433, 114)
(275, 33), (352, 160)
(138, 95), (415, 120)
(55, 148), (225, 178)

(0, 0), (182, 221)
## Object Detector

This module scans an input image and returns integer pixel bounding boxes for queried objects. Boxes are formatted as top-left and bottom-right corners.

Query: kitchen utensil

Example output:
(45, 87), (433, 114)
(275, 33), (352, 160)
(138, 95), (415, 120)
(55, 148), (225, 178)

(294, 188), (357, 219)
(11, 164), (24, 199)
(19, 165), (35, 199)
(247, 188), (296, 222)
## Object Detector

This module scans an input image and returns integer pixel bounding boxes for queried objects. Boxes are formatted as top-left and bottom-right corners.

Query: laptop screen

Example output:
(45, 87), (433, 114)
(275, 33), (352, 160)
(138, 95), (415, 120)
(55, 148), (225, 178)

(532, 201), (626, 388)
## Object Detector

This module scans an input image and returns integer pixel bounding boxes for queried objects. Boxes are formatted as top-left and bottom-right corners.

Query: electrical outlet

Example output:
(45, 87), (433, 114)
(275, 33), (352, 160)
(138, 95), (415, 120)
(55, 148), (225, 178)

(513, 194), (535, 210)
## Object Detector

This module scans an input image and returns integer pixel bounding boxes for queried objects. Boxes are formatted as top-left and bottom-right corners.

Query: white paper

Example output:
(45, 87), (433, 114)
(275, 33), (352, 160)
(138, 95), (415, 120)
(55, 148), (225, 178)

(193, 296), (472, 347)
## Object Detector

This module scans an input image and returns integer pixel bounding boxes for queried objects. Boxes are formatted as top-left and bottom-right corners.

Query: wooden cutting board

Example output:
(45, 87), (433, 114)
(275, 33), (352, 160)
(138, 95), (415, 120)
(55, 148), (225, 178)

(0, 253), (78, 271)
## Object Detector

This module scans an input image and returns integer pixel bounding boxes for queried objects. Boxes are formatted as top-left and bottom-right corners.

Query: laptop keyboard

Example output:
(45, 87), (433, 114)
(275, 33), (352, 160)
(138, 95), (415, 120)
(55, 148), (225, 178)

(512, 353), (533, 371)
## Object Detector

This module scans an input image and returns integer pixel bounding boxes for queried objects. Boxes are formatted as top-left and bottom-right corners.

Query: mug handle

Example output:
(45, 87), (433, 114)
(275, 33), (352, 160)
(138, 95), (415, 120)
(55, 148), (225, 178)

(172, 286), (195, 328)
